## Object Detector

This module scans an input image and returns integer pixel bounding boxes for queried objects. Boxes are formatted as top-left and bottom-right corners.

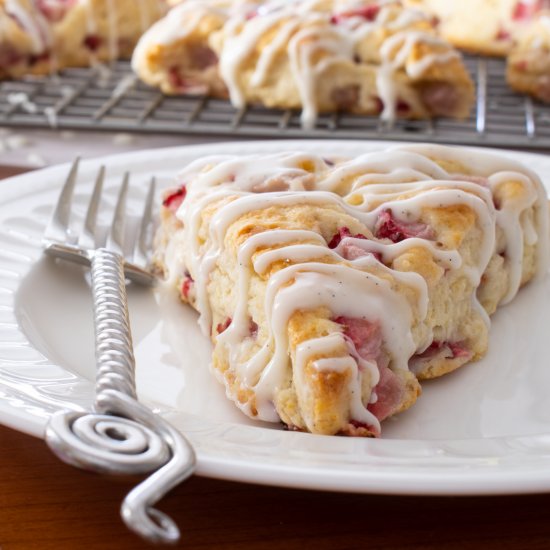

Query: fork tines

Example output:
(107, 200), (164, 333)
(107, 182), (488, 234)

(43, 158), (156, 286)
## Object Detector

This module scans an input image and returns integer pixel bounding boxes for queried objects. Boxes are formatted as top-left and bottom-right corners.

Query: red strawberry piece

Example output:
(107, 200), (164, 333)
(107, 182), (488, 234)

(514, 60), (528, 72)
(162, 185), (187, 213)
(84, 35), (102, 52)
(335, 316), (404, 422)
(448, 341), (472, 359)
(168, 67), (209, 94)
(188, 44), (218, 70)
(168, 67), (184, 89)
(335, 316), (382, 363)
(367, 365), (405, 421)
(329, 228), (382, 262)
(512, 0), (548, 20)
(331, 4), (380, 24)
(496, 27), (511, 40)
(181, 274), (194, 299)
(328, 227), (368, 249)
(374, 209), (434, 243)
(341, 243), (382, 261)
(249, 319), (259, 338)
(36, 0), (76, 22)
(216, 317), (232, 335)
(0, 45), (24, 67)
(396, 99), (411, 114)
(373, 96), (384, 114)
(28, 52), (50, 66)
(420, 82), (460, 117)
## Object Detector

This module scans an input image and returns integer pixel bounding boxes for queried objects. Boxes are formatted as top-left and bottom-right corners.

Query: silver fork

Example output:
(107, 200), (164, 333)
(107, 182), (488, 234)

(42, 159), (195, 545)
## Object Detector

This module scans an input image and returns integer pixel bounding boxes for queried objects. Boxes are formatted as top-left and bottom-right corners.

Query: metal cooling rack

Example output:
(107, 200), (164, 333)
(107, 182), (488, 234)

(1, 55), (549, 148)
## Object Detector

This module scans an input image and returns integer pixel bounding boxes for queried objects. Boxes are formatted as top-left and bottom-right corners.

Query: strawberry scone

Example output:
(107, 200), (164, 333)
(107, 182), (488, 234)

(405, 0), (550, 56)
(153, 145), (549, 437)
(52, 0), (168, 69)
(132, 0), (247, 99)
(507, 14), (550, 103)
(133, 0), (474, 126)
(0, 0), (167, 79)
(0, 0), (52, 79)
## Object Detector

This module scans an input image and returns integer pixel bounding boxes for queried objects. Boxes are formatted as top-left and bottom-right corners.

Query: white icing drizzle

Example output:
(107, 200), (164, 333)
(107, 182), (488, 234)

(105, 0), (119, 61)
(377, 31), (459, 120)
(488, 171), (540, 303)
(138, 0), (461, 125)
(5, 0), (52, 53)
(258, 264), (415, 420)
(392, 143), (550, 289)
(164, 146), (549, 427)
(220, 8), (297, 109)
(318, 145), (550, 303)
(79, 0), (97, 35)
(294, 333), (381, 433)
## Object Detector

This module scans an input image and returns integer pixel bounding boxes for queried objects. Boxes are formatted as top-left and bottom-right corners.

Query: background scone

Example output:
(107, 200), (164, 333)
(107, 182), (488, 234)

(133, 0), (474, 125)
(507, 14), (550, 103)
(0, 0), (52, 79)
(132, 0), (245, 98)
(52, 0), (168, 69)
(154, 145), (549, 437)
(405, 0), (549, 56)
(0, 0), (167, 79)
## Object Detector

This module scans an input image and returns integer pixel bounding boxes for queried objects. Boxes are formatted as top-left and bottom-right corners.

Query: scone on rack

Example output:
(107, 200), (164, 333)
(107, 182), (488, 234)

(0, 0), (52, 79)
(507, 14), (550, 103)
(405, 0), (550, 56)
(154, 145), (549, 437)
(52, 0), (168, 69)
(0, 0), (167, 79)
(132, 0), (243, 98)
(133, 0), (475, 125)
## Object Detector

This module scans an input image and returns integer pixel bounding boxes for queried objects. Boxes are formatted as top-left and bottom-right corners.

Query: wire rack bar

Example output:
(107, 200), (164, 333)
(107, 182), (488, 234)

(1, 56), (549, 148)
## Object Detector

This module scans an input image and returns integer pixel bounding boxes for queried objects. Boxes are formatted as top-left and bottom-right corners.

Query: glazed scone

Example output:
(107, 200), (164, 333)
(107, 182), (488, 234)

(133, 0), (474, 125)
(0, 0), (52, 79)
(132, 0), (248, 98)
(507, 14), (550, 102)
(154, 145), (549, 437)
(0, 0), (167, 79)
(52, 0), (168, 69)
(215, 0), (474, 124)
(405, 0), (550, 56)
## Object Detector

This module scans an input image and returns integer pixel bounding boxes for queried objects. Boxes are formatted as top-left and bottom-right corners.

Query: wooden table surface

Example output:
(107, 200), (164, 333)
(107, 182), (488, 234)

(1, 164), (550, 550)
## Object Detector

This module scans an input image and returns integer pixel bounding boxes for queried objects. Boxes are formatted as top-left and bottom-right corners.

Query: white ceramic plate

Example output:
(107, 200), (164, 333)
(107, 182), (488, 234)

(2, 140), (550, 496)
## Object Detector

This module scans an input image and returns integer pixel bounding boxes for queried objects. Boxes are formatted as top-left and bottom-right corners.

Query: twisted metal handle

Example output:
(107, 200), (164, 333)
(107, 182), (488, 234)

(45, 248), (195, 544)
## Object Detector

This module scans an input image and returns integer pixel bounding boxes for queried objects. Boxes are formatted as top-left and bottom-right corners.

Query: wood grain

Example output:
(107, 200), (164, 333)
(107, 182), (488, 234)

(2, 425), (550, 550)
(1, 164), (550, 550)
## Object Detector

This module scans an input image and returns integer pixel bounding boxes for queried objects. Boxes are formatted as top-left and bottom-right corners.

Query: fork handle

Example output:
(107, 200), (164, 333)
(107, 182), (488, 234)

(45, 248), (196, 544)
(91, 248), (138, 405)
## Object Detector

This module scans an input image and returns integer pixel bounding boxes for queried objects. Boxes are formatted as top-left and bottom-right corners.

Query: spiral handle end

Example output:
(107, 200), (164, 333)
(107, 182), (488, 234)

(121, 501), (180, 545)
